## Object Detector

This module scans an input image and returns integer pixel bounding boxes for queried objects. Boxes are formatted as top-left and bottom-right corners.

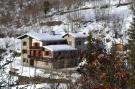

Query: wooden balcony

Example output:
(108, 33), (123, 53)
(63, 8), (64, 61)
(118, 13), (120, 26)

(28, 55), (51, 61)
(30, 46), (42, 50)
(29, 50), (43, 57)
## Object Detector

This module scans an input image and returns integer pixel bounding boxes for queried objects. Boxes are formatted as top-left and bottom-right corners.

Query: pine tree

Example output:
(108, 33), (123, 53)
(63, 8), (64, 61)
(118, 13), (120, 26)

(87, 32), (95, 63)
(77, 32), (128, 89)
(128, 10), (135, 88)
(77, 32), (111, 88)
(43, 1), (50, 16)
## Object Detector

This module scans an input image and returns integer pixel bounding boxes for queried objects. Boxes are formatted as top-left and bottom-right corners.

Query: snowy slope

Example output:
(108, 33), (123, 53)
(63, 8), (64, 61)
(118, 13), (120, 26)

(16, 0), (133, 52)
(1, 0), (133, 89)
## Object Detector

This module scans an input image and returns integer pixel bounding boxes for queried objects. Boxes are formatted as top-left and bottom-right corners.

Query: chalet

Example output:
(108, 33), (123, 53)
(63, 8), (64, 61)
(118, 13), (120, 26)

(17, 32), (79, 69)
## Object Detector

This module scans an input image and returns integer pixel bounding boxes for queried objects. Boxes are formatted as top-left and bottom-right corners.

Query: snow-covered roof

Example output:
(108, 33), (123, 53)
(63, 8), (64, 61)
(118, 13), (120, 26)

(63, 32), (88, 38)
(43, 45), (77, 52)
(17, 32), (65, 41)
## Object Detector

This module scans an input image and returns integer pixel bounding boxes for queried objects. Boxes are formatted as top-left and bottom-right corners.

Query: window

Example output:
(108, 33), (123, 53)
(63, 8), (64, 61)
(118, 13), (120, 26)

(38, 51), (41, 56)
(44, 51), (50, 56)
(26, 59), (29, 63)
(71, 55), (74, 58)
(23, 58), (26, 62)
(33, 42), (39, 47)
(58, 52), (61, 55)
(77, 41), (81, 45)
(22, 50), (27, 54)
(33, 50), (36, 56)
(23, 41), (27, 46)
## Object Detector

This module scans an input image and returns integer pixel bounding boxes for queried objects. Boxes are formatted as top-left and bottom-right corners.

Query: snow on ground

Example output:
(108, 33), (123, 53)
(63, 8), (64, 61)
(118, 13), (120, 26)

(17, 1), (132, 45)
(1, 0), (133, 88)
(17, 0), (132, 32)
(11, 57), (44, 77)
(9, 57), (80, 89)
(0, 38), (21, 52)
(8, 1), (133, 86)
(80, 5), (132, 51)
(12, 83), (68, 89)
(0, 37), (79, 80)
(0, 53), (79, 89)
(12, 57), (80, 78)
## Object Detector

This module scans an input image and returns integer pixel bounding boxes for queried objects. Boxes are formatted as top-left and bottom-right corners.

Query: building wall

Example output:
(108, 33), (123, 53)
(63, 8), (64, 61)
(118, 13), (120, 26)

(53, 50), (78, 68)
(34, 60), (53, 69)
(37, 49), (78, 69)
(43, 49), (53, 58)
(64, 34), (75, 48)
(53, 50), (77, 59)
(64, 35), (87, 52)
(21, 36), (32, 66)
(53, 58), (76, 69)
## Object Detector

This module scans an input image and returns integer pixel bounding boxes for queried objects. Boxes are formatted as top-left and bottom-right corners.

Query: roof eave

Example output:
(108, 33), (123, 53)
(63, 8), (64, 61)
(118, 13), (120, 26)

(17, 34), (28, 39)
(17, 34), (41, 41)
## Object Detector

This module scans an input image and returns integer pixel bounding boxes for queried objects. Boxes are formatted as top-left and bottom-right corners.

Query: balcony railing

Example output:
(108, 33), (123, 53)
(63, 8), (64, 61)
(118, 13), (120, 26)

(29, 50), (43, 56)
(28, 55), (50, 61)
(30, 46), (42, 50)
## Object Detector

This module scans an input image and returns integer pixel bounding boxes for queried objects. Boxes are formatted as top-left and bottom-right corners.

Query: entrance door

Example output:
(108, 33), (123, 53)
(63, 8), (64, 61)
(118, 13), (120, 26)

(30, 59), (34, 66)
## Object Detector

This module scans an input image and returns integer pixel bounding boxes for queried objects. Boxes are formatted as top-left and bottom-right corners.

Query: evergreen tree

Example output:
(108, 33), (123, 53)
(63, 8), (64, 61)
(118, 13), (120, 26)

(43, 1), (50, 16)
(77, 32), (110, 88)
(77, 33), (128, 89)
(128, 10), (135, 88)
(87, 32), (95, 63)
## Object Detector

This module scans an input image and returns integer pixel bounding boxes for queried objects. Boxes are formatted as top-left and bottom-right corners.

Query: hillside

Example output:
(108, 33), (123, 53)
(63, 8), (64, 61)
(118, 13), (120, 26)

(0, 0), (133, 36)
(0, 0), (133, 50)
(16, 0), (133, 51)
(0, 0), (134, 89)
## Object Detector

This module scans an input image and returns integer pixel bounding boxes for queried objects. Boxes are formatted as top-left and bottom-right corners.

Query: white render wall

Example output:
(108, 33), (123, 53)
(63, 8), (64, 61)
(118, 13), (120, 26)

(21, 36), (31, 66)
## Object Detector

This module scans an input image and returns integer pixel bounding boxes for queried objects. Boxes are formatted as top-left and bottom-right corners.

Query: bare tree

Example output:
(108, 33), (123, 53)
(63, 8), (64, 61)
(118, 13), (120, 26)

(0, 49), (18, 88)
